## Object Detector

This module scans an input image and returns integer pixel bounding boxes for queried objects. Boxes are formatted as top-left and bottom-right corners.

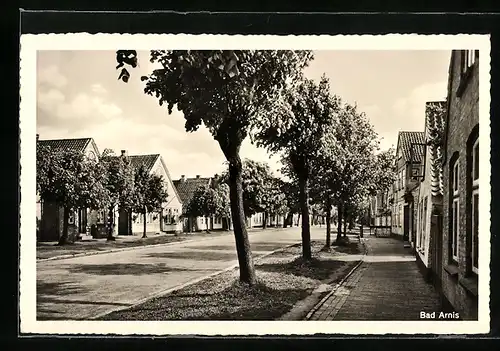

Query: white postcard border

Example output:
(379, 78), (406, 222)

(20, 33), (491, 335)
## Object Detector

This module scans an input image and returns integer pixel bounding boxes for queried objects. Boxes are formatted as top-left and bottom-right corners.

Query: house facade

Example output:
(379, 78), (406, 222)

(415, 101), (447, 283)
(37, 136), (101, 242)
(118, 152), (184, 235)
(440, 49), (479, 320)
(173, 175), (230, 233)
(391, 131), (426, 247)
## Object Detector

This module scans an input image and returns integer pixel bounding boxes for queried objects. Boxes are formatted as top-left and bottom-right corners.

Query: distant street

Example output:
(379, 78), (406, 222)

(37, 226), (327, 320)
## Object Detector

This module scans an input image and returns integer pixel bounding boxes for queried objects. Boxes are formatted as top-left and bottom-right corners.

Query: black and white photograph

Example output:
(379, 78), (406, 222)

(19, 34), (491, 335)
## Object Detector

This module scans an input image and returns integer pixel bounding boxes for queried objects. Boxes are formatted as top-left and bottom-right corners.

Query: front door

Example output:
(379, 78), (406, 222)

(118, 208), (130, 235)
(78, 208), (87, 233)
(403, 205), (410, 241)
(431, 213), (443, 289)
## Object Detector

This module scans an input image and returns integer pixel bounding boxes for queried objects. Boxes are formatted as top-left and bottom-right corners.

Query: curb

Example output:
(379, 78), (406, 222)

(91, 241), (301, 320)
(37, 227), (292, 262)
(304, 236), (368, 321)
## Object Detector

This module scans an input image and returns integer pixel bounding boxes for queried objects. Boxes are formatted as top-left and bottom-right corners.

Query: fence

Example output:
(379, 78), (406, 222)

(369, 225), (392, 237)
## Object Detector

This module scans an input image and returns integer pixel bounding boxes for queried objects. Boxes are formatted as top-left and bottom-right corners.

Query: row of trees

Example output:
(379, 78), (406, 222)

(36, 147), (168, 245)
(184, 159), (300, 232)
(116, 49), (395, 286)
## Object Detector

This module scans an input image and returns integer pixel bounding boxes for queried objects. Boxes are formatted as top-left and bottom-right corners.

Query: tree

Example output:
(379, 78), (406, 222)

(280, 177), (301, 228)
(36, 145), (109, 245)
(100, 149), (135, 241)
(132, 165), (169, 238)
(255, 75), (340, 259)
(117, 50), (313, 285)
(263, 177), (289, 228)
(240, 159), (272, 222)
(213, 182), (231, 230)
(185, 185), (217, 232)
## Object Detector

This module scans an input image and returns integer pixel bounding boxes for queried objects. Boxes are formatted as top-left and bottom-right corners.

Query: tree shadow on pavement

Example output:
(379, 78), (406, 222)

(186, 242), (294, 252)
(66, 263), (198, 276)
(37, 280), (89, 296)
(145, 251), (238, 261)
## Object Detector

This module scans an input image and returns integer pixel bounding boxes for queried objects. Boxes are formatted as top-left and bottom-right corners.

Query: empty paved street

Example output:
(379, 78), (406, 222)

(37, 226), (326, 320)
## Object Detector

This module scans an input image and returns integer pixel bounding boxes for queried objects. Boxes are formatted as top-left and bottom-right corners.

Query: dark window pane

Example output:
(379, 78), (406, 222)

(474, 193), (479, 269)
(474, 143), (479, 180)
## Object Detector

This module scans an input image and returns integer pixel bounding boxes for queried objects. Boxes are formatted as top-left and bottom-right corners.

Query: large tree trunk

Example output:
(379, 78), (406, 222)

(262, 211), (268, 229)
(107, 207), (116, 241)
(142, 208), (147, 238)
(325, 197), (332, 247)
(343, 209), (348, 237)
(58, 207), (70, 246)
(298, 175), (312, 260)
(227, 152), (257, 285)
(336, 202), (343, 242)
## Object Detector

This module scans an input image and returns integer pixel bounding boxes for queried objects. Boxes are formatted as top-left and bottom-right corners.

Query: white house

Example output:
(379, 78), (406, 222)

(37, 135), (101, 242)
(119, 152), (184, 235)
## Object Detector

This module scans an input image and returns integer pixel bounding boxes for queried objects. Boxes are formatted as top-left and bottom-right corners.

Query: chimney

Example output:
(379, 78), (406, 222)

(196, 175), (200, 179)
(121, 150), (127, 157)
(36, 134), (40, 142)
(181, 175), (186, 182)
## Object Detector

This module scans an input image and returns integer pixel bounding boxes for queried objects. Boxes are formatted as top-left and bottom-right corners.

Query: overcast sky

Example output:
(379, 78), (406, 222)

(36, 50), (451, 180)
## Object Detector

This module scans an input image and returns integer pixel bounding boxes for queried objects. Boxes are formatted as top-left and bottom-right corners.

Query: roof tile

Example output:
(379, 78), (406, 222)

(398, 131), (426, 163)
(38, 138), (92, 153)
(173, 177), (212, 205)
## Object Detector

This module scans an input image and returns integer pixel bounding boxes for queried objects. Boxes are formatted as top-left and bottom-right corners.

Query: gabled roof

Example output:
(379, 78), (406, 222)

(37, 137), (99, 155)
(127, 153), (183, 203)
(128, 154), (160, 172)
(425, 101), (447, 197)
(173, 176), (212, 205)
(396, 131), (426, 163)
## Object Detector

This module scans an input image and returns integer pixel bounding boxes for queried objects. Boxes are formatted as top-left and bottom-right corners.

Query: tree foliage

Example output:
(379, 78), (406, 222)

(255, 75), (340, 259)
(36, 145), (110, 244)
(99, 149), (136, 240)
(132, 165), (169, 238)
(117, 49), (313, 285)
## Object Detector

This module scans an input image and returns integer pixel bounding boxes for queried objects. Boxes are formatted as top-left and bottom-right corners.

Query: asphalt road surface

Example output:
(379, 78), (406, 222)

(36, 226), (327, 320)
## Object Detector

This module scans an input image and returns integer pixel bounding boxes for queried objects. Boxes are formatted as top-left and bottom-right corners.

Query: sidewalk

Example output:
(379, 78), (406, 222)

(307, 236), (442, 321)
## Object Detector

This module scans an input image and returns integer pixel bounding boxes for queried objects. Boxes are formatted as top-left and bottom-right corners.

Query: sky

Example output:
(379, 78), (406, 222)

(36, 50), (451, 180)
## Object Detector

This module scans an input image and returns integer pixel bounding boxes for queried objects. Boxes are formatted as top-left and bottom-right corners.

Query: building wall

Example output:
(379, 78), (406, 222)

(391, 147), (406, 236)
(39, 202), (80, 242)
(441, 51), (479, 320)
(416, 125), (436, 269)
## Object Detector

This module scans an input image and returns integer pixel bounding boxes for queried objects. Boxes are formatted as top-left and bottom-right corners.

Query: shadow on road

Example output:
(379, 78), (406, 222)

(186, 242), (295, 252)
(66, 263), (197, 276)
(145, 251), (238, 261)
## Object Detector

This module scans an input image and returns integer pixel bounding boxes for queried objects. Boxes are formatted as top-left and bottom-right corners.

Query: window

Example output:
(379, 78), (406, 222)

(68, 211), (75, 224)
(97, 210), (105, 224)
(462, 50), (477, 74)
(451, 160), (460, 263)
(422, 197), (428, 250)
(471, 138), (479, 274)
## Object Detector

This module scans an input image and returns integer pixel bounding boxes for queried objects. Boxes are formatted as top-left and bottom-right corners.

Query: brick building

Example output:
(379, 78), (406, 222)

(440, 49), (479, 320)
